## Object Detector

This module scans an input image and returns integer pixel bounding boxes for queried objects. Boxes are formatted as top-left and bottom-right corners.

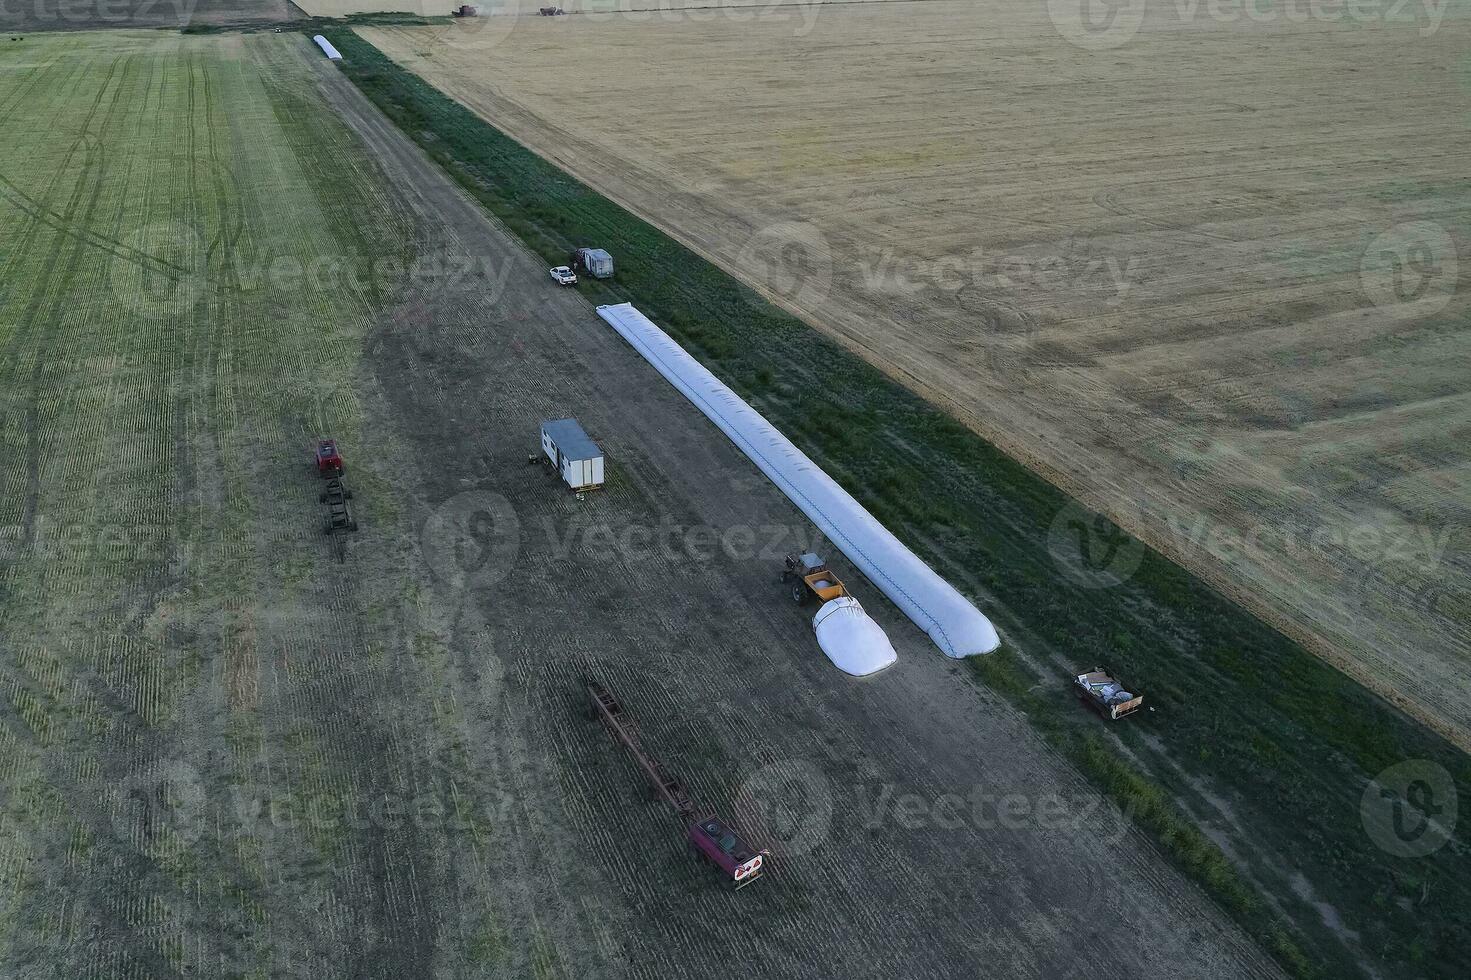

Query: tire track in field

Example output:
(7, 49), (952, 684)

(0, 171), (195, 277)
(1, 54), (121, 553)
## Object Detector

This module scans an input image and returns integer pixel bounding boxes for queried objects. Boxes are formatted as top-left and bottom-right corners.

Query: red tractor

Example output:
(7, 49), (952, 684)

(315, 439), (344, 477)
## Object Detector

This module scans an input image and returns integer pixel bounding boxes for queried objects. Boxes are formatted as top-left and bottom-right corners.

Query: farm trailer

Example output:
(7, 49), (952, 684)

(586, 681), (768, 888)
(1075, 668), (1144, 720)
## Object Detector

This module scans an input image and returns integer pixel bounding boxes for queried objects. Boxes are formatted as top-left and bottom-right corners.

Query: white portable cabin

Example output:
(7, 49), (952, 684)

(541, 418), (605, 491)
(575, 248), (614, 279)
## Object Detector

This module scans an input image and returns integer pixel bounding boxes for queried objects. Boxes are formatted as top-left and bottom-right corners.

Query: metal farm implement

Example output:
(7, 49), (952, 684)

(314, 438), (358, 561)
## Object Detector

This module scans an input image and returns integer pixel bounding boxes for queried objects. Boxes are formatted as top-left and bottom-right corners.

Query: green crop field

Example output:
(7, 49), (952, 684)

(0, 30), (471, 974)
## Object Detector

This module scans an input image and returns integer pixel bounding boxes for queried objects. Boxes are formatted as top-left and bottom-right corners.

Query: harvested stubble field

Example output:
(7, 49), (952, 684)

(362, 0), (1471, 751)
(0, 27), (1281, 980)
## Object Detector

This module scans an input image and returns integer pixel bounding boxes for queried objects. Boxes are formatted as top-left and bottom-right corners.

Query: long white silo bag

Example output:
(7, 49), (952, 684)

(595, 302), (1000, 658)
(313, 35), (343, 61)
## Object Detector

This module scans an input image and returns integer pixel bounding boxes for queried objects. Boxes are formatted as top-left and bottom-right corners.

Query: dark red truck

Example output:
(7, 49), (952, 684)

(689, 815), (766, 888)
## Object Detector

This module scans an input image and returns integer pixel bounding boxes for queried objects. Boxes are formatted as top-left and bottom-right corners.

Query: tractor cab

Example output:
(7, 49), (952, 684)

(315, 439), (344, 477)
(689, 816), (767, 888)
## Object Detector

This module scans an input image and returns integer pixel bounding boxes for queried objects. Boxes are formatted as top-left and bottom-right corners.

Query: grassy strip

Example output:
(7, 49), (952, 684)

(180, 12), (446, 35)
(973, 651), (1317, 976)
(322, 28), (1470, 978)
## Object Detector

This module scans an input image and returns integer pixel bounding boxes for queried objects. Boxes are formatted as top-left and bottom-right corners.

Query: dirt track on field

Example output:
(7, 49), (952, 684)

(363, 2), (1471, 750)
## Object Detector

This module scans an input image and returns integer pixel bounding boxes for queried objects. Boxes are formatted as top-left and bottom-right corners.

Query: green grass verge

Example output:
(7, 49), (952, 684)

(322, 28), (1471, 979)
(180, 12), (446, 35)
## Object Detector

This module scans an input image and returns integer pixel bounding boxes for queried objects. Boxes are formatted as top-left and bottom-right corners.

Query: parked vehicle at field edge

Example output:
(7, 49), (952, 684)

(549, 265), (578, 286)
(1075, 667), (1144, 720)
(570, 247), (614, 279)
